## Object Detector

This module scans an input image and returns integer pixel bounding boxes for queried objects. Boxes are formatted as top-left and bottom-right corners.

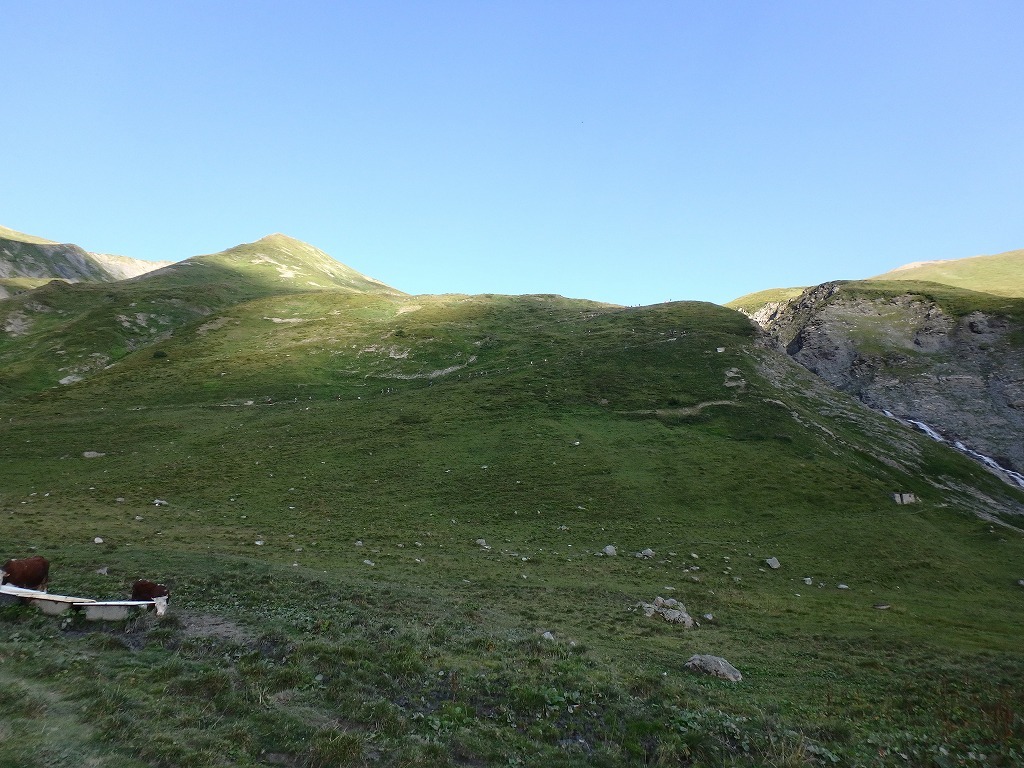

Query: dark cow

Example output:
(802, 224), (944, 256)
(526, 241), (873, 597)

(131, 579), (170, 616)
(131, 579), (169, 601)
(1, 556), (50, 591)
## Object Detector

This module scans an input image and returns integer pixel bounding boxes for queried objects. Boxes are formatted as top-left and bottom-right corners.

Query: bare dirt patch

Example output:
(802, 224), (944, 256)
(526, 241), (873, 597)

(178, 611), (254, 643)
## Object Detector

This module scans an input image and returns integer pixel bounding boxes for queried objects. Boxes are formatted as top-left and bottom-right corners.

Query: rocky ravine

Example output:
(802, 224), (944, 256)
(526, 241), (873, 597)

(745, 282), (1024, 475)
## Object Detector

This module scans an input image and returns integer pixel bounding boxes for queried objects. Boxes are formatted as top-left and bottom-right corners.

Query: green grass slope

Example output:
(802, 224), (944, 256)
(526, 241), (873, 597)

(1, 287), (1022, 766)
(724, 286), (805, 314)
(0, 235), (404, 399)
(869, 248), (1024, 298)
(134, 234), (402, 297)
(0, 224), (59, 245)
(0, 226), (167, 284)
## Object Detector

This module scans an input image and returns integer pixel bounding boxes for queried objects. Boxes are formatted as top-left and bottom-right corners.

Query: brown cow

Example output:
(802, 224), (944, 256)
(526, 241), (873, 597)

(1, 556), (50, 591)
(131, 579), (169, 601)
(131, 579), (170, 616)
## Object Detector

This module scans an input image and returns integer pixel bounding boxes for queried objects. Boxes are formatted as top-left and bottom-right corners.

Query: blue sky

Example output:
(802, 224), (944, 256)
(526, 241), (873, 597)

(2, 2), (1022, 305)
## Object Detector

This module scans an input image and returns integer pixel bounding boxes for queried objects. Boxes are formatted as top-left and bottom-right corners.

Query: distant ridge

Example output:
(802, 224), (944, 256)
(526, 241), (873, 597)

(0, 224), (172, 284)
(0, 224), (59, 245)
(869, 247), (1024, 298)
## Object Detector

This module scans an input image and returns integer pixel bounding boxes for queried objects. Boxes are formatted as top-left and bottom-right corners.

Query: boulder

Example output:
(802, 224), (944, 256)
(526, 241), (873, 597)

(684, 654), (742, 682)
(638, 597), (693, 628)
(603, 545), (617, 557)
(765, 557), (781, 569)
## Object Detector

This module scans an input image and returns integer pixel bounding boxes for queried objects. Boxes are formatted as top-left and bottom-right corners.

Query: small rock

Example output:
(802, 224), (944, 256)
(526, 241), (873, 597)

(837, 584), (849, 590)
(355, 540), (363, 546)
(476, 538), (489, 548)
(115, 497), (125, 503)
(153, 499), (168, 506)
(134, 515), (143, 521)
(93, 537), (104, 544)
(82, 451), (105, 458)
(603, 545), (617, 557)
(703, 613), (714, 621)
(873, 604), (891, 610)
(685, 654), (742, 682)
(95, 567), (109, 575)
(635, 548), (655, 559)
(363, 559), (375, 566)
(541, 631), (555, 641)
(802, 577), (813, 585)
(765, 557), (781, 570)
(255, 540), (264, 546)
(1017, 579), (1024, 587)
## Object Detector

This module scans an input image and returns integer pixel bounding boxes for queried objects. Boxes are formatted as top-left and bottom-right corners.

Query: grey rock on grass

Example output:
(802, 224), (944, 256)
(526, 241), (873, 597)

(685, 654), (743, 682)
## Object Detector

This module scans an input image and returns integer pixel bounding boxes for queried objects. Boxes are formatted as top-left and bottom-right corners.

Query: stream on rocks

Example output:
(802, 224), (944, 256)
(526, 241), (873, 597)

(883, 412), (1024, 489)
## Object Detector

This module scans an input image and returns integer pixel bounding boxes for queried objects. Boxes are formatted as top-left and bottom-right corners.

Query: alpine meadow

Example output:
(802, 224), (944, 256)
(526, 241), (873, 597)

(1, 226), (1022, 767)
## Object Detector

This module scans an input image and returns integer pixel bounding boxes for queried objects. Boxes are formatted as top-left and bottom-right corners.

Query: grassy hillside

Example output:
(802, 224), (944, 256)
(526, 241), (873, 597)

(1, 262), (1022, 764)
(0, 227), (167, 284)
(723, 286), (805, 314)
(0, 235), (403, 400)
(0, 224), (59, 245)
(869, 248), (1024, 298)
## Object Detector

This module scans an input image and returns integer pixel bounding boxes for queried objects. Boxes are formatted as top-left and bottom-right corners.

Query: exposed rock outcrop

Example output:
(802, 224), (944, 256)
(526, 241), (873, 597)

(743, 282), (1024, 474)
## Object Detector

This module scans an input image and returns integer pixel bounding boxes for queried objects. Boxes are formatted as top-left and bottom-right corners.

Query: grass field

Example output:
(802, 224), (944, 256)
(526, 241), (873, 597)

(1, 246), (1023, 766)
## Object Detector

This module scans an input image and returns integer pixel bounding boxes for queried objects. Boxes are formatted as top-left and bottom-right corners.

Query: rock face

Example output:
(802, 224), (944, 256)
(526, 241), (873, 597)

(745, 281), (1024, 474)
(684, 654), (742, 682)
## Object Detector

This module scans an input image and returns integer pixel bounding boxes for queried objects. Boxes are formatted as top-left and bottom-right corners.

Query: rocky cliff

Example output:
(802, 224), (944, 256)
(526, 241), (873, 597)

(746, 281), (1024, 476)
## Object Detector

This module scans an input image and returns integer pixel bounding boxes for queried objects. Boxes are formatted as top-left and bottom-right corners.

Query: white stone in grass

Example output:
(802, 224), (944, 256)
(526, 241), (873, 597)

(255, 540), (264, 546)
(803, 577), (813, 585)
(684, 654), (742, 682)
(603, 545), (617, 557)
(363, 559), (375, 566)
(93, 537), (104, 544)
(1018, 579), (1024, 587)
(153, 499), (168, 506)
(765, 557), (781, 569)
(83, 451), (105, 458)
(476, 538), (489, 548)
(837, 584), (850, 590)
(635, 548), (655, 559)
(541, 631), (555, 641)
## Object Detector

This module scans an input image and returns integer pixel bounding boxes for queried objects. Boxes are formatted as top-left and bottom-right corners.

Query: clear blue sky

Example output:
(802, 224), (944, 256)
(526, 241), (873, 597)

(3, 1), (1022, 305)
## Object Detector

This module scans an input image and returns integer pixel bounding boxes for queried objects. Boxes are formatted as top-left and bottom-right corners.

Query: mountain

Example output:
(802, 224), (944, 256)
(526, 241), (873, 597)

(0, 225), (172, 292)
(869, 247), (1024, 297)
(0, 229), (1022, 766)
(0, 232), (403, 397)
(730, 247), (1024, 483)
(132, 233), (401, 297)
